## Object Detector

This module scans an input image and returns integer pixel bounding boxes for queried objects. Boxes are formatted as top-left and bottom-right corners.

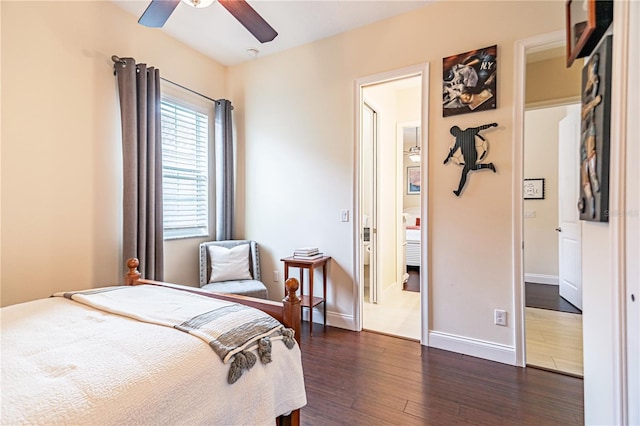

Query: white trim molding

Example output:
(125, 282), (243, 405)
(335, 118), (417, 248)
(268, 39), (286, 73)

(610, 1), (635, 423)
(525, 95), (581, 111)
(512, 29), (566, 369)
(524, 274), (559, 286)
(623, 3), (640, 423)
(428, 331), (516, 366)
(302, 309), (356, 331)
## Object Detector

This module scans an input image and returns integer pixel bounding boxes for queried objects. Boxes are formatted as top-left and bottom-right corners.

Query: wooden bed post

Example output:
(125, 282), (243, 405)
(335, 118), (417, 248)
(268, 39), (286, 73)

(283, 278), (301, 344)
(125, 258), (141, 285)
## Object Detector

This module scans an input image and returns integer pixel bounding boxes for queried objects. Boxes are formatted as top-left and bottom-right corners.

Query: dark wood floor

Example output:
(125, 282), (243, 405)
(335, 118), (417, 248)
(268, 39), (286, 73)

(525, 282), (581, 314)
(403, 267), (420, 293)
(299, 323), (584, 425)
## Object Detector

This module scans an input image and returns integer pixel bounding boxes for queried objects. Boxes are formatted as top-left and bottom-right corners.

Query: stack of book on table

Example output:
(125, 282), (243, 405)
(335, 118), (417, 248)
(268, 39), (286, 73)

(293, 247), (323, 260)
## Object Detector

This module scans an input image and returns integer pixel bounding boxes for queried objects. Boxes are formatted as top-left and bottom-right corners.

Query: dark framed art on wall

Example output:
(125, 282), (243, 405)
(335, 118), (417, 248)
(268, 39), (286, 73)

(578, 35), (612, 222)
(442, 45), (497, 117)
(565, 0), (613, 67)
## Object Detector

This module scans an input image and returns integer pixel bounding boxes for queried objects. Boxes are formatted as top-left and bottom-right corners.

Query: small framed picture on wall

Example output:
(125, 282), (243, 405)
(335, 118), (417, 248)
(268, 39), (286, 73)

(523, 178), (545, 200)
(407, 166), (421, 194)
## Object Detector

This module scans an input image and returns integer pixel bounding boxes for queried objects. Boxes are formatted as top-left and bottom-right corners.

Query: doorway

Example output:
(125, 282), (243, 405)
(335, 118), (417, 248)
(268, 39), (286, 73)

(354, 64), (429, 343)
(524, 103), (584, 377)
(519, 33), (584, 377)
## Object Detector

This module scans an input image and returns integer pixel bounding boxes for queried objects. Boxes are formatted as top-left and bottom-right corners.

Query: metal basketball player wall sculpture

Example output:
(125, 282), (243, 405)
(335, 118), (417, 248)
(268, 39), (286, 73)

(443, 123), (498, 196)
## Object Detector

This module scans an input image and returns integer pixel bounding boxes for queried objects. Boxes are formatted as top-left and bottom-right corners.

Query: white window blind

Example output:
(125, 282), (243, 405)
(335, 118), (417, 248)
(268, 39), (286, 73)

(160, 95), (211, 239)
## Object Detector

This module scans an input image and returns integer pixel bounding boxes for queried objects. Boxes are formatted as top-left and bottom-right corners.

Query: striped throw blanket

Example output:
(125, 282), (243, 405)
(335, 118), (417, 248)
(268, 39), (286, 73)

(54, 285), (296, 384)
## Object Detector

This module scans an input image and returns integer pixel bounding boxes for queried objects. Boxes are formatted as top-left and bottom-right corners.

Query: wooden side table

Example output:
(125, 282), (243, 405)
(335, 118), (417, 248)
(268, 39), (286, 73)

(280, 256), (331, 334)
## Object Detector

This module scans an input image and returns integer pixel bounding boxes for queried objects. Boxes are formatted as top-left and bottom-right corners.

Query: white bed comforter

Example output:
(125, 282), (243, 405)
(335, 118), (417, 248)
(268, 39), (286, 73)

(0, 287), (306, 425)
(405, 228), (421, 242)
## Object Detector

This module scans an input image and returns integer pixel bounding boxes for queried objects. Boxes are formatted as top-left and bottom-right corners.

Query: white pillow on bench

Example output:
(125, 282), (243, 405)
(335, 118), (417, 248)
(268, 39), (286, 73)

(208, 244), (253, 283)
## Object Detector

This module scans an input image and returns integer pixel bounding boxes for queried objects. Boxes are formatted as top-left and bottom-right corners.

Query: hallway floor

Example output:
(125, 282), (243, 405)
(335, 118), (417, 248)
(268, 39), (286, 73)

(363, 281), (420, 340)
(525, 307), (583, 377)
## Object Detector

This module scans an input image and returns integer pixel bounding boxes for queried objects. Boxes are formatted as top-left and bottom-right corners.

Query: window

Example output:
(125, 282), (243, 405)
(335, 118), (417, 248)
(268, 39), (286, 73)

(160, 84), (214, 239)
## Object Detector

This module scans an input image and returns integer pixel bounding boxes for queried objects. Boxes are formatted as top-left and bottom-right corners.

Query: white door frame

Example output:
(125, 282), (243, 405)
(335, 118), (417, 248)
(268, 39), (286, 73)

(622, 3), (640, 423)
(512, 29), (566, 367)
(353, 63), (430, 344)
(610, 1), (636, 423)
(514, 20), (633, 422)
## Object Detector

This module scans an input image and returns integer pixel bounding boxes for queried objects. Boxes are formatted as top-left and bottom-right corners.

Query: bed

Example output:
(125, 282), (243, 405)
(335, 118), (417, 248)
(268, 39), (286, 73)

(1, 258), (306, 426)
(404, 207), (421, 267)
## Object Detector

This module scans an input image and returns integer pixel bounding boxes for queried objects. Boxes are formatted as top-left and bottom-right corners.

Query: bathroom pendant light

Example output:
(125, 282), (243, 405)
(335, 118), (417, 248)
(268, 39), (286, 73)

(409, 127), (421, 163)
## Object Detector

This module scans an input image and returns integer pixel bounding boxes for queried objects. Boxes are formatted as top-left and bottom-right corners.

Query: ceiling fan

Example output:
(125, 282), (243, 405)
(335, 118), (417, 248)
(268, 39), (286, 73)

(138, 0), (278, 43)
(404, 127), (421, 163)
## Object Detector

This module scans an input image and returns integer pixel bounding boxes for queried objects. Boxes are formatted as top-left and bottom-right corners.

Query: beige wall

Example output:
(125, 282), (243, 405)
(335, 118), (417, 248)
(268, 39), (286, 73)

(1, 1), (637, 423)
(1, 1), (226, 306)
(526, 55), (583, 106)
(227, 0), (566, 345)
(523, 105), (567, 280)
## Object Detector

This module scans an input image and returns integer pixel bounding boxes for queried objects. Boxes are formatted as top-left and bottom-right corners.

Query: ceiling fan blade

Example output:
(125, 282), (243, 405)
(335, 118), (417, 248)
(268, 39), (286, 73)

(138, 0), (181, 28)
(218, 0), (278, 43)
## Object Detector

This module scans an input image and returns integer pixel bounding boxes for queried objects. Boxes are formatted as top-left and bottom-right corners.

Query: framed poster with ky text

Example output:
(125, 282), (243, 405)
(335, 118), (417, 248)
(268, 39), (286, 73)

(443, 45), (497, 117)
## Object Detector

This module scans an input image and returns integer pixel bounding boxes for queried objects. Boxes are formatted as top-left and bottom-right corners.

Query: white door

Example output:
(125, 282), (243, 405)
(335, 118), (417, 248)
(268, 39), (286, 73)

(625, 3), (639, 418)
(362, 102), (378, 304)
(558, 105), (582, 310)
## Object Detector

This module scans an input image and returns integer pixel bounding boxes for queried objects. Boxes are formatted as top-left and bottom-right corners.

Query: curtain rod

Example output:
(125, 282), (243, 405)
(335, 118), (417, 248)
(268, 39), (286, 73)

(160, 77), (221, 104)
(111, 55), (224, 105)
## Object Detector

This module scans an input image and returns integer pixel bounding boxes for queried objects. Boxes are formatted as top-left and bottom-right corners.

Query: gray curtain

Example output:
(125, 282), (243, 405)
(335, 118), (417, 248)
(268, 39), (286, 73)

(114, 57), (164, 280)
(215, 99), (235, 241)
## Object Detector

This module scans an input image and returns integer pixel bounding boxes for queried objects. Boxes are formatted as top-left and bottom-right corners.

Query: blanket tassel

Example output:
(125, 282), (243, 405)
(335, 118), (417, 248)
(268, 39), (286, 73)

(281, 328), (296, 349)
(228, 350), (257, 384)
(258, 337), (272, 364)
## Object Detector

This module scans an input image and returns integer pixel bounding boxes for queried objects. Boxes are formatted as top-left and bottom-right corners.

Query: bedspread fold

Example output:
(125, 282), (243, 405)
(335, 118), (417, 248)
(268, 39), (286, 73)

(55, 285), (295, 384)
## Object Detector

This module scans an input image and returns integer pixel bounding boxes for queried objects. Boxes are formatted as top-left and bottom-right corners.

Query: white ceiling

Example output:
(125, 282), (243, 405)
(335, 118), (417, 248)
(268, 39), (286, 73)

(113, 0), (433, 66)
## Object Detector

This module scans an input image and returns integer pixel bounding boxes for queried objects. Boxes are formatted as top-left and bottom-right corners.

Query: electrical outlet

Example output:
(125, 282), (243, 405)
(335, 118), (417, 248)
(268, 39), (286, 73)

(494, 309), (507, 326)
(273, 270), (279, 282)
(341, 209), (350, 222)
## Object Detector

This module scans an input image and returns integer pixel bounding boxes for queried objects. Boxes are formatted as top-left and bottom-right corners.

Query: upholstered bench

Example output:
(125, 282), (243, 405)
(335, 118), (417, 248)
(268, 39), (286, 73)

(199, 240), (269, 299)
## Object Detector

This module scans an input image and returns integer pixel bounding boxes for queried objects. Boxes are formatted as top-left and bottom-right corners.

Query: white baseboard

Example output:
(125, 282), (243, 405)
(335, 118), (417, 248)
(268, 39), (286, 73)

(309, 312), (517, 365)
(301, 307), (356, 331)
(524, 273), (559, 285)
(428, 331), (516, 365)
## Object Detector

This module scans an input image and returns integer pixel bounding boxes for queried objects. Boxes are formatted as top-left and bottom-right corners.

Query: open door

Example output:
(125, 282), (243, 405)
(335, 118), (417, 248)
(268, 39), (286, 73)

(558, 104), (582, 310)
(362, 102), (378, 304)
